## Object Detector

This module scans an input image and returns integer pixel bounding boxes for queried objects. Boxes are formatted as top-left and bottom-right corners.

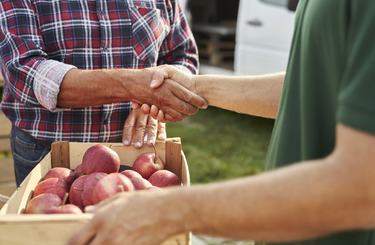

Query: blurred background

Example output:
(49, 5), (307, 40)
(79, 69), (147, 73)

(170, 1), (297, 243)
(170, 0), (296, 184)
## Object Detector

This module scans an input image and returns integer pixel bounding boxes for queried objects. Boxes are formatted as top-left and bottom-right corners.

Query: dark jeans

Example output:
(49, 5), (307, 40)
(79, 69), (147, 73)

(10, 125), (50, 187)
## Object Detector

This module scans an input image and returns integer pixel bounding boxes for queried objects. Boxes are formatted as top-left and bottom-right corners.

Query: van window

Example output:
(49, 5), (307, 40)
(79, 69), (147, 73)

(260, 0), (288, 7)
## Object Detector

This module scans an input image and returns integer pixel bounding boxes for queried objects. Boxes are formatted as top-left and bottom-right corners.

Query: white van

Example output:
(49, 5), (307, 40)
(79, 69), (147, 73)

(234, 0), (297, 75)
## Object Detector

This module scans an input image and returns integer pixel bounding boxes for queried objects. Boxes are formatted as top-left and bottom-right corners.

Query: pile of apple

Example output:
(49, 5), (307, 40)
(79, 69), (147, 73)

(24, 144), (181, 214)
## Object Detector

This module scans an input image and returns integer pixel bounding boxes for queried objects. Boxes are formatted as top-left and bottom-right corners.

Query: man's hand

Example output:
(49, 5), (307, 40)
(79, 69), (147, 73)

(132, 65), (204, 122)
(129, 65), (207, 123)
(67, 191), (180, 245)
(122, 109), (166, 148)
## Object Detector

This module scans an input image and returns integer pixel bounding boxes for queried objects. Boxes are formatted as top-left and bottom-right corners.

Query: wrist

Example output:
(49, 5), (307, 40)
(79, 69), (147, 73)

(194, 75), (208, 105)
(164, 187), (203, 235)
(112, 68), (150, 102)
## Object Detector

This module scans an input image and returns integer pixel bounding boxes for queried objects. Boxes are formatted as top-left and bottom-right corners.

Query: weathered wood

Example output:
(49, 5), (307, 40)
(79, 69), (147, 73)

(0, 214), (93, 245)
(51, 141), (70, 169)
(0, 213), (188, 245)
(181, 151), (190, 187)
(0, 73), (4, 87)
(0, 138), (11, 152)
(0, 111), (12, 138)
(0, 183), (16, 200)
(165, 138), (182, 181)
(0, 157), (15, 182)
(0, 194), (9, 211)
(0, 154), (51, 215)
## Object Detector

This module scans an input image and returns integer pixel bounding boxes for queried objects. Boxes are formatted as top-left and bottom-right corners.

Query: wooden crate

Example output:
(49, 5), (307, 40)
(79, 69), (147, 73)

(193, 23), (236, 68)
(0, 139), (191, 245)
(0, 109), (16, 198)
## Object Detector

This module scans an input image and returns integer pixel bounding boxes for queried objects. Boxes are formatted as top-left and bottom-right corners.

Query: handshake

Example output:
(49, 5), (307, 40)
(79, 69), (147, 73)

(132, 65), (208, 123)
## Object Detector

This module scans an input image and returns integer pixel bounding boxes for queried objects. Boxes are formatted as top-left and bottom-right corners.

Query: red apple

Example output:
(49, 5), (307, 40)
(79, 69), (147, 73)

(74, 164), (84, 177)
(69, 175), (88, 208)
(24, 193), (62, 214)
(44, 167), (77, 188)
(148, 170), (181, 188)
(45, 193), (83, 214)
(92, 173), (134, 205)
(81, 144), (120, 175)
(121, 170), (142, 179)
(82, 172), (108, 207)
(45, 204), (83, 214)
(130, 177), (152, 191)
(132, 144), (165, 179)
(33, 177), (68, 201)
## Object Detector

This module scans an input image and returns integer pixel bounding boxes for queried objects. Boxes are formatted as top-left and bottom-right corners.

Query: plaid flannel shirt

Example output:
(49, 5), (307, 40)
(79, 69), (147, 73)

(0, 0), (198, 144)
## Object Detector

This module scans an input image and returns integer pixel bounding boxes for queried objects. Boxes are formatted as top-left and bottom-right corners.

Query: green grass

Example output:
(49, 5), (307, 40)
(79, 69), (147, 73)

(166, 106), (274, 184)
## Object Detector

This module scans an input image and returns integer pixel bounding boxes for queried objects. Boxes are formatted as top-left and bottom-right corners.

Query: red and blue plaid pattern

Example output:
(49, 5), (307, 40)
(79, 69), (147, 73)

(0, 0), (198, 144)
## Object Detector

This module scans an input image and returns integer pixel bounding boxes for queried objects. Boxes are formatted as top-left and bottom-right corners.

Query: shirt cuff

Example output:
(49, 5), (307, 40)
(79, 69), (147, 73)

(33, 60), (77, 112)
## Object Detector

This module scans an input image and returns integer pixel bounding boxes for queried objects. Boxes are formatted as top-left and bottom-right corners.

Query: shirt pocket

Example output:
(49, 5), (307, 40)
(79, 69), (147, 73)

(128, 6), (170, 66)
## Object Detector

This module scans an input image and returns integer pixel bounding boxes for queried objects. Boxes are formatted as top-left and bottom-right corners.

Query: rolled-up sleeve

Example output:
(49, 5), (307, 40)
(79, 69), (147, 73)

(34, 60), (75, 112)
(0, 0), (76, 112)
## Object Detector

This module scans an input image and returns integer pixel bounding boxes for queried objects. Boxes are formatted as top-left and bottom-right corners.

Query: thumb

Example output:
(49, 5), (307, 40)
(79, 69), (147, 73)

(150, 66), (178, 89)
(150, 72), (164, 89)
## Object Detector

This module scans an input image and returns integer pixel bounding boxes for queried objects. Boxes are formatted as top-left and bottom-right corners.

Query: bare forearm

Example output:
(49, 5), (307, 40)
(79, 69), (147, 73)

(57, 68), (146, 108)
(168, 159), (374, 242)
(165, 125), (375, 242)
(195, 72), (285, 119)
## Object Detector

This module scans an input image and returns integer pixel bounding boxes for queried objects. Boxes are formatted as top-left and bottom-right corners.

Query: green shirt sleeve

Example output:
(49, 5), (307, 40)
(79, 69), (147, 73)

(337, 1), (375, 135)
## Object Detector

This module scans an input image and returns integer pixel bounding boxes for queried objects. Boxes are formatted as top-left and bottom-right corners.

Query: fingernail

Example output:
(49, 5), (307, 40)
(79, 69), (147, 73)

(147, 140), (154, 146)
(123, 140), (130, 145)
(150, 79), (158, 88)
(134, 142), (141, 148)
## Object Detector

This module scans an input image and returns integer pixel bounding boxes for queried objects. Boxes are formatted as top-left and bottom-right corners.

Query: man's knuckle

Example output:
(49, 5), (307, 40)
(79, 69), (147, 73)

(183, 92), (194, 103)
(147, 123), (157, 131)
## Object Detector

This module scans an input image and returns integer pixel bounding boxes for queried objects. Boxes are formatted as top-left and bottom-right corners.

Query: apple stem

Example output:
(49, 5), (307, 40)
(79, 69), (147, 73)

(118, 185), (125, 192)
(152, 142), (158, 164)
(95, 176), (101, 180)
(74, 187), (84, 192)
(62, 193), (69, 206)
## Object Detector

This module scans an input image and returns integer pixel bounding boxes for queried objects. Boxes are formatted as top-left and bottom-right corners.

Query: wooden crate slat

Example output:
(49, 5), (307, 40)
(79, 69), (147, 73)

(0, 214), (93, 245)
(0, 111), (12, 137)
(0, 181), (17, 198)
(0, 194), (10, 211)
(0, 73), (4, 87)
(165, 138), (182, 181)
(181, 151), (190, 187)
(51, 141), (70, 169)
(0, 213), (188, 245)
(0, 157), (15, 182)
(0, 138), (11, 153)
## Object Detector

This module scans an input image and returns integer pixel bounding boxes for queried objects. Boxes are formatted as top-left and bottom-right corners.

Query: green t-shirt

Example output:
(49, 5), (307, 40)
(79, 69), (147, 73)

(266, 0), (375, 244)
